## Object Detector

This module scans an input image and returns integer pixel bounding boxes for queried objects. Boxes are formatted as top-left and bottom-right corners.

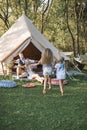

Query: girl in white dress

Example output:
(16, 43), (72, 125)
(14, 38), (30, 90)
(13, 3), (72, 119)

(55, 57), (66, 96)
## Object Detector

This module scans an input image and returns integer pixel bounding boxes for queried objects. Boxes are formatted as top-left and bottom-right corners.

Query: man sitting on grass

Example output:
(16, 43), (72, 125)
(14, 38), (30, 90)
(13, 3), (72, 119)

(16, 52), (26, 79)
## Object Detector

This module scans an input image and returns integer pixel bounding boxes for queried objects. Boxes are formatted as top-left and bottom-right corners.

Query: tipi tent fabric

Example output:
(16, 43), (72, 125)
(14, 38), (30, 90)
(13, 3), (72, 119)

(0, 14), (69, 67)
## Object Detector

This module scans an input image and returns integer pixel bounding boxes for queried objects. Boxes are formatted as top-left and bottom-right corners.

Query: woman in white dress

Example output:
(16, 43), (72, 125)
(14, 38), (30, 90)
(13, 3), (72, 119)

(25, 59), (44, 84)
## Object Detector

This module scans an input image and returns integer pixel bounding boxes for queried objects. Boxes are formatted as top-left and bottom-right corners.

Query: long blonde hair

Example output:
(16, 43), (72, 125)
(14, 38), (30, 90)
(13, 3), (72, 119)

(41, 48), (53, 65)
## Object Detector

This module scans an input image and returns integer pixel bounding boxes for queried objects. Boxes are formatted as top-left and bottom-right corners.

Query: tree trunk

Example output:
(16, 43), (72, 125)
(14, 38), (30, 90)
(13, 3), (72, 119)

(65, 0), (76, 56)
(24, 0), (28, 15)
(41, 0), (50, 33)
(0, 0), (9, 29)
(74, 0), (80, 56)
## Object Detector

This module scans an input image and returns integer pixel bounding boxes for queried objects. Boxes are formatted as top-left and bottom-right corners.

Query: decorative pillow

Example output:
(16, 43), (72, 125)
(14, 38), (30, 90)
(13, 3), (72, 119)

(51, 79), (67, 86)
(0, 80), (17, 88)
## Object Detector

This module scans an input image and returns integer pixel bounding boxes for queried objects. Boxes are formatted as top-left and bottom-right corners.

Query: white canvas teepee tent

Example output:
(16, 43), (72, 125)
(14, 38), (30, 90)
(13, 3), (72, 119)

(0, 14), (69, 72)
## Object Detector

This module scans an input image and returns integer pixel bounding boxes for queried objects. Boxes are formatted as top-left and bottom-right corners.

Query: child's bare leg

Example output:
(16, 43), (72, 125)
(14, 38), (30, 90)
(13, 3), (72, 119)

(17, 66), (21, 77)
(43, 75), (47, 94)
(59, 80), (64, 96)
(34, 74), (44, 83)
(48, 76), (52, 90)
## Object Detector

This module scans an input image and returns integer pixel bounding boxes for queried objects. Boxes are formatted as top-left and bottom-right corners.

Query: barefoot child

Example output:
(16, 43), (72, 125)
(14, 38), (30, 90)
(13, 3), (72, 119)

(55, 56), (66, 96)
(38, 48), (53, 94)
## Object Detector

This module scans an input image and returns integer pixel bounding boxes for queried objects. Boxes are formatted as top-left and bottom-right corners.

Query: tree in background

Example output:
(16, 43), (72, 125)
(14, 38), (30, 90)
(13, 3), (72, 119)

(65, 0), (87, 56)
(0, 0), (10, 29)
(0, 0), (87, 55)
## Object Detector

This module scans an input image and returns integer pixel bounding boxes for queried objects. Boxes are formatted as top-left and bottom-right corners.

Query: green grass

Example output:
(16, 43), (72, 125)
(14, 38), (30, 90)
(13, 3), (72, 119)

(0, 75), (87, 130)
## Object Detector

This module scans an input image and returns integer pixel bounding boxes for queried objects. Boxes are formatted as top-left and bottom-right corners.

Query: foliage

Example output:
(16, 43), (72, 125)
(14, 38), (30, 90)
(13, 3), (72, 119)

(0, 0), (87, 53)
(6, 62), (14, 69)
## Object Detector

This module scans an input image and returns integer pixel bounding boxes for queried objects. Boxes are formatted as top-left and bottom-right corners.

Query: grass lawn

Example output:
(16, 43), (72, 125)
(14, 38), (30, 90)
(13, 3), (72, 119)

(0, 75), (87, 130)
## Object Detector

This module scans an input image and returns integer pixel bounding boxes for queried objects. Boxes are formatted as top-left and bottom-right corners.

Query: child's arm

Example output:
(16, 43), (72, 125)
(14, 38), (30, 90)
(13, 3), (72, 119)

(30, 60), (41, 67)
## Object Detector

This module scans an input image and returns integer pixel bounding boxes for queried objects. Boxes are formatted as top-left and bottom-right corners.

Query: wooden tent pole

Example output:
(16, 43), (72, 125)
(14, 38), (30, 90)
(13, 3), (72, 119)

(1, 62), (5, 74)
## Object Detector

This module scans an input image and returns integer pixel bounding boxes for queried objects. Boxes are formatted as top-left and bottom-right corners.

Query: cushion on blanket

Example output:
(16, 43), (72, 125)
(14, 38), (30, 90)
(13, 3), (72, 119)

(51, 79), (67, 85)
(23, 83), (35, 88)
(0, 80), (17, 88)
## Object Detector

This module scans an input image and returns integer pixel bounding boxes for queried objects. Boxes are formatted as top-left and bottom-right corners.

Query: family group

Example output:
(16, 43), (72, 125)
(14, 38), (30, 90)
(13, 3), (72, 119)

(15, 48), (66, 96)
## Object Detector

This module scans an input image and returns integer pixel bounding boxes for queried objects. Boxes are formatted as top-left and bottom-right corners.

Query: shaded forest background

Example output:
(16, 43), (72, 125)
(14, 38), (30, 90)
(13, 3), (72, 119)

(0, 0), (87, 57)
